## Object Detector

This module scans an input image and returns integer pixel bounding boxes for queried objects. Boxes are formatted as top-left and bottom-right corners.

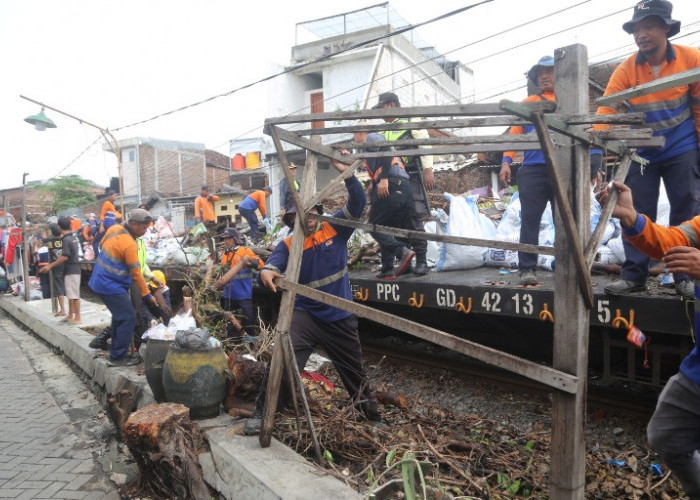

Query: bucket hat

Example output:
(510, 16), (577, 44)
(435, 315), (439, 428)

(527, 56), (554, 84)
(622, 0), (680, 37)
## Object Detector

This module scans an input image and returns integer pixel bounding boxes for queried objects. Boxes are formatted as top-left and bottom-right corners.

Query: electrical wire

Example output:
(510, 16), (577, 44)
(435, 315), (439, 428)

(112, 0), (493, 133)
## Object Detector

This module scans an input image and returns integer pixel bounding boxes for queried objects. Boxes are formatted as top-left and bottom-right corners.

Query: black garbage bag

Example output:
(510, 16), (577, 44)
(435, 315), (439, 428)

(173, 327), (215, 350)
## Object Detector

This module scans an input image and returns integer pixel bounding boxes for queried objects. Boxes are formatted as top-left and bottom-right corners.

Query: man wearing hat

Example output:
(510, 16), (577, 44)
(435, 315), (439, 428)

(374, 92), (433, 276)
(358, 130), (415, 278)
(501, 56), (603, 286)
(243, 153), (382, 435)
(596, 0), (700, 299)
(279, 163), (300, 215)
(194, 185), (220, 226)
(88, 208), (158, 366)
(212, 227), (264, 339)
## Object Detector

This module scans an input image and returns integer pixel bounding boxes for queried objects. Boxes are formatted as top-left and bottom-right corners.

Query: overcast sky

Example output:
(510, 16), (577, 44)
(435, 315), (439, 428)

(2, 0), (697, 192)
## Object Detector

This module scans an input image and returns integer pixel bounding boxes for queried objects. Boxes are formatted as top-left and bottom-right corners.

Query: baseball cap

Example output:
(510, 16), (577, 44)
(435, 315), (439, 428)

(372, 92), (400, 109)
(127, 208), (152, 223)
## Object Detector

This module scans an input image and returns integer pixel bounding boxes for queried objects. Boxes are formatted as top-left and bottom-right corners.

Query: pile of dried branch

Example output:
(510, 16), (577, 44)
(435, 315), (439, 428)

(270, 372), (683, 499)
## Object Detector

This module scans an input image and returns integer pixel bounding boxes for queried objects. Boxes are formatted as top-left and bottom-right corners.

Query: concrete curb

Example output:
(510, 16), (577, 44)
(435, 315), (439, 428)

(0, 296), (361, 499)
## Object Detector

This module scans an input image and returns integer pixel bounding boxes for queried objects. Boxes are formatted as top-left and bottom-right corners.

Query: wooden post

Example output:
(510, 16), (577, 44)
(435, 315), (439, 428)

(259, 146), (319, 448)
(550, 44), (590, 499)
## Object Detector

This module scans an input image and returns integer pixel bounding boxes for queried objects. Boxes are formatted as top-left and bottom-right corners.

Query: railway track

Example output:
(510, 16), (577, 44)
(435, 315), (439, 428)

(361, 339), (657, 418)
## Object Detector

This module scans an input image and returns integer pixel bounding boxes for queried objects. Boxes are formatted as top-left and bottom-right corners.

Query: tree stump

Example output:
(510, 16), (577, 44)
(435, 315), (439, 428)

(123, 403), (210, 500)
(224, 353), (266, 408)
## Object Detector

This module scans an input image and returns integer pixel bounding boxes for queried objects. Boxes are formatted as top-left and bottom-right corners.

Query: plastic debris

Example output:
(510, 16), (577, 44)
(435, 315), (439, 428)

(606, 459), (626, 467)
(651, 463), (663, 476)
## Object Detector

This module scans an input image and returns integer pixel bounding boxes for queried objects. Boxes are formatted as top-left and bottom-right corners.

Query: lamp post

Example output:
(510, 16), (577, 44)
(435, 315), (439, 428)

(20, 94), (125, 215)
(21, 173), (30, 302)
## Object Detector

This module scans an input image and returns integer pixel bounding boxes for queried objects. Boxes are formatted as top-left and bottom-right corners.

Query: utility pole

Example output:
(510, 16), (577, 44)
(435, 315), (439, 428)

(21, 173), (30, 302)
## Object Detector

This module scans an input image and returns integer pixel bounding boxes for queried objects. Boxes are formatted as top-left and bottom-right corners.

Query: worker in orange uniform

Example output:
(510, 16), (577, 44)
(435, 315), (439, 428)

(194, 185), (220, 227)
(212, 227), (265, 339)
(596, 0), (700, 299)
(598, 180), (700, 499)
(88, 208), (157, 367)
(69, 216), (82, 234)
(238, 187), (272, 243)
(100, 190), (122, 221)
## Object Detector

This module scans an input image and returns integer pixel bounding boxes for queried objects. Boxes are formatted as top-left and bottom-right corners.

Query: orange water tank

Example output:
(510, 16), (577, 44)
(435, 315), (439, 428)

(245, 151), (260, 169)
(232, 153), (246, 171)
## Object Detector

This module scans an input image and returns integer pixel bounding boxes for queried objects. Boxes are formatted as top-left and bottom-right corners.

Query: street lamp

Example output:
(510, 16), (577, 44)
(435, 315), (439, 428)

(20, 94), (126, 215)
(24, 108), (56, 131)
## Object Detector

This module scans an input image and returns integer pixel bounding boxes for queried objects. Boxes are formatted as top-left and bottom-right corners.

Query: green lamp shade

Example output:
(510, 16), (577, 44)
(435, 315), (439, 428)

(24, 108), (56, 131)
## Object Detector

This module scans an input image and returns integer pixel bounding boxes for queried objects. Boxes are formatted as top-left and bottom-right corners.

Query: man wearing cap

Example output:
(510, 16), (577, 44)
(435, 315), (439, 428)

(500, 55), (604, 286)
(374, 92), (433, 276)
(357, 130), (415, 278)
(212, 227), (265, 339)
(194, 185), (220, 226)
(88, 208), (158, 366)
(238, 187), (272, 243)
(243, 153), (382, 435)
(596, 0), (700, 299)
(100, 190), (122, 222)
(279, 163), (300, 215)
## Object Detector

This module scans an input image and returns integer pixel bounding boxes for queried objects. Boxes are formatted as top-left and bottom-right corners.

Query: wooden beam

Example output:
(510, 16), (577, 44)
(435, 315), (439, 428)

(259, 149), (319, 448)
(276, 279), (578, 394)
(550, 44), (591, 500)
(596, 66), (700, 106)
(303, 160), (362, 213)
(264, 101), (557, 126)
(268, 126), (308, 235)
(530, 112), (594, 309)
(500, 100), (653, 164)
(273, 124), (660, 159)
(585, 154), (633, 266)
(297, 112), (646, 136)
(308, 213), (556, 255)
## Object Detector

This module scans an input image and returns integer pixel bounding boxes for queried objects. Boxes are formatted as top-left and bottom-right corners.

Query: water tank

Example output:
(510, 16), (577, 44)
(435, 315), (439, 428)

(232, 153), (246, 171)
(245, 151), (260, 169)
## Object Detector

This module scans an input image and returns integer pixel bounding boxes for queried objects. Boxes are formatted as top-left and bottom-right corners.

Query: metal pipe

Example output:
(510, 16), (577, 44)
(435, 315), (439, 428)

(19, 95), (125, 216)
(21, 173), (30, 302)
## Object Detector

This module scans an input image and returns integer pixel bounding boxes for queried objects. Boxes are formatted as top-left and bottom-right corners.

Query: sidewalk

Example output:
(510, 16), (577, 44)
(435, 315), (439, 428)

(0, 296), (360, 500)
(0, 314), (119, 500)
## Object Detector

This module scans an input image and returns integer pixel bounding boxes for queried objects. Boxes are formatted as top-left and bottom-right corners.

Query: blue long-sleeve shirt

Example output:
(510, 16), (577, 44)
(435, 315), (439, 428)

(261, 176), (366, 322)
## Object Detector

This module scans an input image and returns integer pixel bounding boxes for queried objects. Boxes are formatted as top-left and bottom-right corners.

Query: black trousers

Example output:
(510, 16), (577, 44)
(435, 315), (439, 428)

(397, 172), (428, 262)
(369, 178), (412, 269)
(221, 297), (256, 337)
(255, 310), (380, 421)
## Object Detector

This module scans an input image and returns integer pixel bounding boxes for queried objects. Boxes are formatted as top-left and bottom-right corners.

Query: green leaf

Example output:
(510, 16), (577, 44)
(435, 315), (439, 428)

(507, 479), (521, 494)
(385, 449), (397, 467)
(524, 440), (536, 451)
(323, 449), (333, 464)
(401, 460), (416, 500)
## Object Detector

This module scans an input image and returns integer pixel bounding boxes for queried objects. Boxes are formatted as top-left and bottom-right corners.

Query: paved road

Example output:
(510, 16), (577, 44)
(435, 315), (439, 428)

(0, 312), (120, 500)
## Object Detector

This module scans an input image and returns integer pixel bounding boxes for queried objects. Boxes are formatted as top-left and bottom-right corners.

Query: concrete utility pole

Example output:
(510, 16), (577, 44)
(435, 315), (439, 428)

(21, 173), (30, 302)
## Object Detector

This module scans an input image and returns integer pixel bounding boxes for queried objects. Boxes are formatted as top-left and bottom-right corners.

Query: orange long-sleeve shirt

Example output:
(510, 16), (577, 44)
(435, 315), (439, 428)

(100, 200), (122, 221)
(88, 224), (150, 297)
(502, 92), (555, 166)
(194, 194), (220, 222)
(623, 213), (700, 385)
(595, 44), (700, 162)
(239, 190), (268, 217)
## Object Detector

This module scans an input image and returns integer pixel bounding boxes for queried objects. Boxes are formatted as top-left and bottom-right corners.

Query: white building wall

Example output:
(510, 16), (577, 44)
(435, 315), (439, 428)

(120, 146), (139, 198)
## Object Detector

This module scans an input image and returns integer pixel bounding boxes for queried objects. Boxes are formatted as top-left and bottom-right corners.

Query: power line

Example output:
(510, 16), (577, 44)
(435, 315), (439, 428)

(112, 0), (493, 133)
(222, 1), (594, 140)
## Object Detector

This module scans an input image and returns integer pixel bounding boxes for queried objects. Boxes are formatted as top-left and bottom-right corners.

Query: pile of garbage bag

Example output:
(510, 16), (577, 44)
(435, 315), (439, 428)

(419, 184), (658, 272)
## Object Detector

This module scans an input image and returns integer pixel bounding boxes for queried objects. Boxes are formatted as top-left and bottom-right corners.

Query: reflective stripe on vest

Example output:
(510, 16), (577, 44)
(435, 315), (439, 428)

(305, 267), (348, 289)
